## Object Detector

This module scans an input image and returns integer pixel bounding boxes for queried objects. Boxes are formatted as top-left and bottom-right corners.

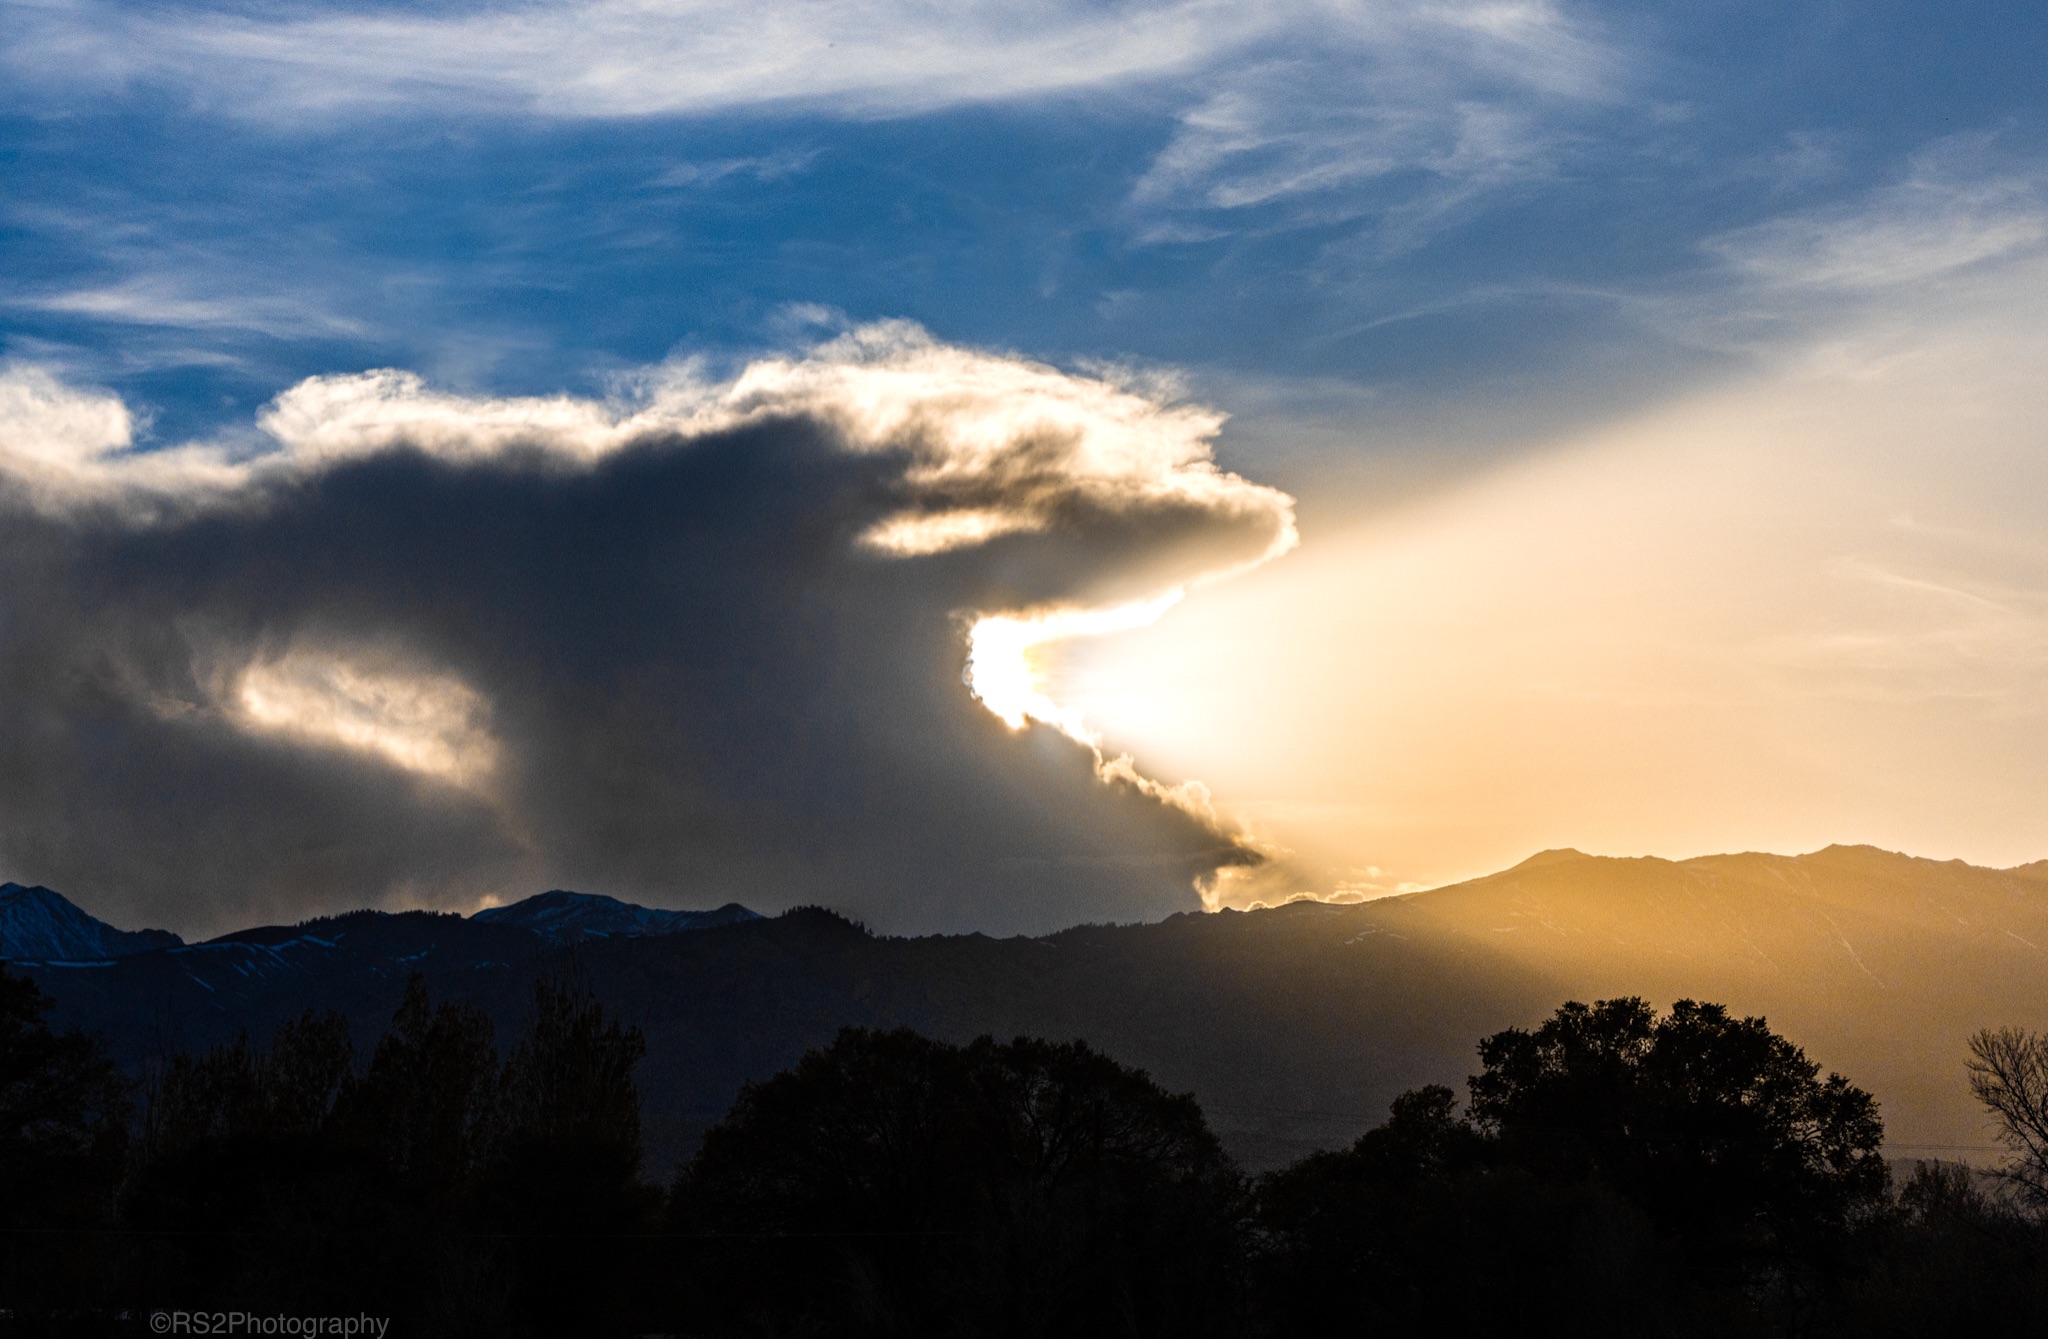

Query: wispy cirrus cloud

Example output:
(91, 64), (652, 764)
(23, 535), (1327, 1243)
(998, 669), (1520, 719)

(647, 148), (820, 189)
(1132, 1), (1619, 242)
(13, 278), (374, 341)
(1708, 136), (2048, 293)
(1514, 134), (2048, 372)
(3, 0), (1625, 246)
(2, 0), (1258, 119)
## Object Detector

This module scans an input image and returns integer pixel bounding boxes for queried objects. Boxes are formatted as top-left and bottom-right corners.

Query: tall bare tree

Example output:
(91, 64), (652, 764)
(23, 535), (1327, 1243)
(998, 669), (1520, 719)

(1967, 1027), (2048, 1210)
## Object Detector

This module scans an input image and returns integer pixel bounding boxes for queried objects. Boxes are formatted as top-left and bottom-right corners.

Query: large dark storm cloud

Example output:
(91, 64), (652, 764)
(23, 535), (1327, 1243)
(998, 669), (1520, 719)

(0, 329), (1295, 935)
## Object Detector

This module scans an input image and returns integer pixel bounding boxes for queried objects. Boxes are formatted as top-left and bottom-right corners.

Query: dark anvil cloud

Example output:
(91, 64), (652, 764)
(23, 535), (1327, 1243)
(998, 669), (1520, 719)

(0, 325), (1296, 936)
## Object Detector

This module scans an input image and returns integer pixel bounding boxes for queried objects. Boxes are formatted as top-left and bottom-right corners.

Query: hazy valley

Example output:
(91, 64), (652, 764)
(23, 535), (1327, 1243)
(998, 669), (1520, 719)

(10, 843), (2042, 1173)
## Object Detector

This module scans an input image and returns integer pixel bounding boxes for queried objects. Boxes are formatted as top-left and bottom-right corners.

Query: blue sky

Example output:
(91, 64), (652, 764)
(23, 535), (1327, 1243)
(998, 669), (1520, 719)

(8, 0), (2041, 463)
(4, 0), (2048, 930)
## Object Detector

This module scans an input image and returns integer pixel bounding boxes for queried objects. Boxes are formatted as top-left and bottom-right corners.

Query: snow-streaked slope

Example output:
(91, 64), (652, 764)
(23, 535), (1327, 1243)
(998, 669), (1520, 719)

(0, 882), (181, 961)
(472, 890), (759, 943)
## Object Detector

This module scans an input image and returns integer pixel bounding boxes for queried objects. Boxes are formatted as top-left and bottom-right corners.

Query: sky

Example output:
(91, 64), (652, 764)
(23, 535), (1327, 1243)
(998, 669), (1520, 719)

(2, 0), (2046, 935)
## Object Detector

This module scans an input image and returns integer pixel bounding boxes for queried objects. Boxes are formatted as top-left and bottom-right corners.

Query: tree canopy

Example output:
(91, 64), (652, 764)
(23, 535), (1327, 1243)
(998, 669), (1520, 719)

(1471, 997), (1889, 1256)
(676, 1027), (1248, 1338)
(1257, 998), (1890, 1337)
(10, 973), (2047, 1336)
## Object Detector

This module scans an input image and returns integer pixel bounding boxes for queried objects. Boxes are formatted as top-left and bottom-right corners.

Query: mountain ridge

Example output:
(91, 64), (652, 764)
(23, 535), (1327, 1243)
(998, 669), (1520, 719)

(0, 882), (182, 962)
(474, 889), (761, 942)
(12, 845), (2048, 1174)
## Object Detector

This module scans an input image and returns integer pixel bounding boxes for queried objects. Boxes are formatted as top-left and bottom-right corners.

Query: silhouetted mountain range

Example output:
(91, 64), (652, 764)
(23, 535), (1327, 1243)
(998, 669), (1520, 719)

(0, 882), (181, 960)
(10, 845), (2048, 1173)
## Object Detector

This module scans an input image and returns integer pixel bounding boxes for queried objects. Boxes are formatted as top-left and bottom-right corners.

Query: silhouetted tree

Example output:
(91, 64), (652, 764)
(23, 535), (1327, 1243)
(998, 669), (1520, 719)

(1472, 998), (1889, 1273)
(124, 1009), (407, 1316)
(1255, 1084), (1657, 1337)
(498, 976), (645, 1158)
(140, 1009), (353, 1156)
(674, 1027), (1247, 1338)
(476, 977), (657, 1339)
(119, 975), (659, 1334)
(139, 1031), (263, 1154)
(1840, 1160), (2048, 1336)
(1967, 1026), (2048, 1213)
(330, 977), (501, 1196)
(1254, 999), (1889, 1338)
(28, 960), (2005, 1337)
(962, 1034), (1248, 1337)
(0, 965), (131, 1314)
(265, 1008), (354, 1133)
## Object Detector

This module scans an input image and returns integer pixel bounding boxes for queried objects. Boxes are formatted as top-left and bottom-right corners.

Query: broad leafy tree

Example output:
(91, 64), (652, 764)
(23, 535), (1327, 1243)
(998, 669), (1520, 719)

(1471, 998), (1889, 1265)
(674, 1027), (1248, 1338)
(1255, 998), (1889, 1337)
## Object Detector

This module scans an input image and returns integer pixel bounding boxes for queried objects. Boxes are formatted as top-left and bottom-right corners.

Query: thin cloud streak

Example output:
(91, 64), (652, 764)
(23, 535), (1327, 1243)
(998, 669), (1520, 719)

(4, 0), (1260, 118)
(3, 0), (1624, 249)
(1708, 135), (2048, 294)
(13, 280), (374, 341)
(1132, 1), (1617, 241)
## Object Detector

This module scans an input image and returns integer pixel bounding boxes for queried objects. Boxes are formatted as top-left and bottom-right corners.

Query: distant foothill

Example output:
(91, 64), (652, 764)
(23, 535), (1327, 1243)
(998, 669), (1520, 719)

(0, 881), (759, 965)
(8, 844), (2048, 1175)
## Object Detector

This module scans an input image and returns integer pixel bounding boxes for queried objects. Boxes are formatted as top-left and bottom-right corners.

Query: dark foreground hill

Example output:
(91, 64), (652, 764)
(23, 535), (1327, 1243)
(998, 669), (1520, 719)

(15, 845), (2048, 1173)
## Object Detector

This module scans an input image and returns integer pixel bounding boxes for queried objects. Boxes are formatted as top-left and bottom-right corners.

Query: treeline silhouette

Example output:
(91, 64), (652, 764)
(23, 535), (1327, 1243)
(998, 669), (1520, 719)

(4, 963), (2048, 1336)
(2, 969), (657, 1334)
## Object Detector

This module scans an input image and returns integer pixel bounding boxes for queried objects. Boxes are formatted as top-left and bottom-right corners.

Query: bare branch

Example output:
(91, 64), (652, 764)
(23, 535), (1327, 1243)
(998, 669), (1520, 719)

(1966, 1027), (2048, 1208)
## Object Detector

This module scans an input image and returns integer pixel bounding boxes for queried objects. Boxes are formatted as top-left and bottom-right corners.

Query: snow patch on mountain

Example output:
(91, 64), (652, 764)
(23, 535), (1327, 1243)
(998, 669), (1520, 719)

(0, 882), (183, 962)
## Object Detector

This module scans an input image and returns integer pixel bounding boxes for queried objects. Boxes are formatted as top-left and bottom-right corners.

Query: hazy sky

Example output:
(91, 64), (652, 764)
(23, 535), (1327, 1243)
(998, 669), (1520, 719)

(2, 0), (2044, 932)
